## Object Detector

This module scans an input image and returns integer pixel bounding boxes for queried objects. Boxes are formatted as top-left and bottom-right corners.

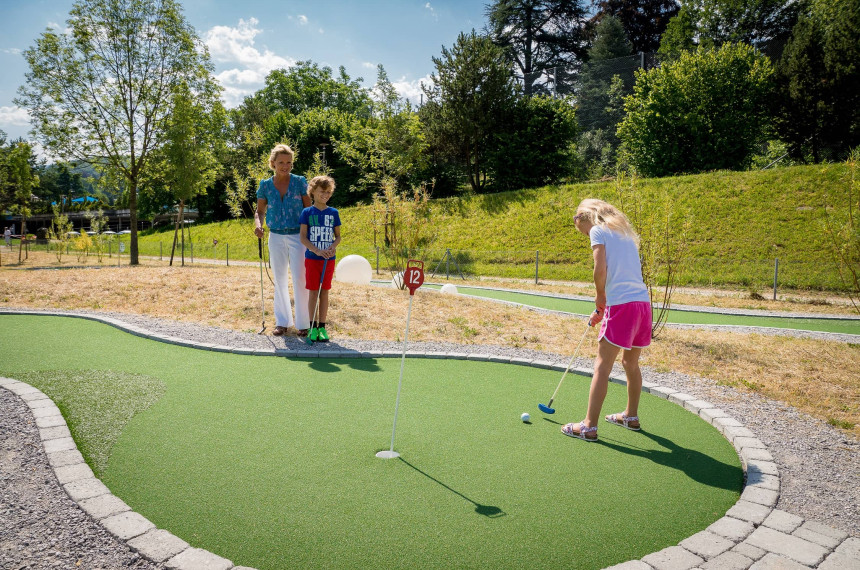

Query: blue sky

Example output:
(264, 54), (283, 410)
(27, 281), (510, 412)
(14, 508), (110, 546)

(0, 0), (489, 144)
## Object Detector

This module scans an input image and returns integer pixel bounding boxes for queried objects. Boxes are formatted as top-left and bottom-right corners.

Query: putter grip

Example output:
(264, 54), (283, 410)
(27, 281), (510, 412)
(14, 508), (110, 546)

(258, 237), (262, 259)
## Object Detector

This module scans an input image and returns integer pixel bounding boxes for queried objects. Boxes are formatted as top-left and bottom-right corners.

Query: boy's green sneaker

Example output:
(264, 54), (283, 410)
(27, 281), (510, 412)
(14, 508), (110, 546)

(308, 327), (320, 341)
(317, 327), (330, 342)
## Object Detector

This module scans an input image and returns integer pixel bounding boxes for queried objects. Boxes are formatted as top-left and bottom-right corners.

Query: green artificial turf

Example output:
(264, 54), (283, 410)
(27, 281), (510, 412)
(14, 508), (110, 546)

(423, 284), (860, 335)
(0, 314), (742, 570)
(11, 369), (165, 477)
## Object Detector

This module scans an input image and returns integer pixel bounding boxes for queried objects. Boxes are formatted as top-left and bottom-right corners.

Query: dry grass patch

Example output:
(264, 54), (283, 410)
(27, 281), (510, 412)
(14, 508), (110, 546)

(2, 253), (857, 436)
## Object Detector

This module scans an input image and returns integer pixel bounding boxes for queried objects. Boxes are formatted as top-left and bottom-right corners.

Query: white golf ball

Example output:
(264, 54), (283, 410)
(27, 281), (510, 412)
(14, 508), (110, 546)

(521, 412), (530, 422)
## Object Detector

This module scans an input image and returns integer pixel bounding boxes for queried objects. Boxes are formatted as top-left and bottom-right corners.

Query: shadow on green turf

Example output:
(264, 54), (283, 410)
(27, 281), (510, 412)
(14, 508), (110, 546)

(600, 430), (742, 492)
(399, 457), (507, 519)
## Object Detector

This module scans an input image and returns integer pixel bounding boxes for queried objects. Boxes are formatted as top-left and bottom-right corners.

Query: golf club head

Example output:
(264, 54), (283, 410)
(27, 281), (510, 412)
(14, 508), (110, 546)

(538, 403), (555, 414)
(303, 335), (315, 346)
(257, 326), (266, 335)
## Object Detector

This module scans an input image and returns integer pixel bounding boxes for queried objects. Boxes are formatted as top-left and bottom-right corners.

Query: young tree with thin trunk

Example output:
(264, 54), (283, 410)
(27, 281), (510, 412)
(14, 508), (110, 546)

(16, 0), (217, 265)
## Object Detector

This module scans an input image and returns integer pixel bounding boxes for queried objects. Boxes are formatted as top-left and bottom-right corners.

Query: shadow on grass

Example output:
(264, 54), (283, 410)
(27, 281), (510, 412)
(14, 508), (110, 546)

(599, 430), (743, 492)
(399, 458), (506, 518)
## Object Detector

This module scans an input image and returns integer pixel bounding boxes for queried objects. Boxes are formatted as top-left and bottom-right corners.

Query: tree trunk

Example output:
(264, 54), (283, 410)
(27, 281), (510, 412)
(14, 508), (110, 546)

(169, 203), (181, 266)
(180, 200), (186, 267)
(129, 180), (139, 265)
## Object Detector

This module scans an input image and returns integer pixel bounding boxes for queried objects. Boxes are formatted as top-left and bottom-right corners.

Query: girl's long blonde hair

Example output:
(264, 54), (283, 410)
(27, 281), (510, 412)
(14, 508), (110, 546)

(576, 199), (639, 245)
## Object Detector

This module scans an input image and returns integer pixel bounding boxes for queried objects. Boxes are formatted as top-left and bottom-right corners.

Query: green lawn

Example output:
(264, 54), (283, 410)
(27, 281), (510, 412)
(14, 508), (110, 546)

(422, 284), (860, 335)
(1, 314), (742, 570)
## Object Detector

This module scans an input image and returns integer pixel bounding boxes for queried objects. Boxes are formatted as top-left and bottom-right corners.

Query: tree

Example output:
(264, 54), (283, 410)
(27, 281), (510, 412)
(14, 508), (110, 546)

(618, 43), (774, 176)
(773, 0), (860, 161)
(485, 0), (591, 95)
(4, 142), (40, 262)
(334, 66), (428, 196)
(256, 61), (371, 117)
(146, 81), (223, 265)
(16, 0), (219, 265)
(660, 0), (799, 53)
(421, 31), (519, 192)
(657, 5), (697, 61)
(486, 95), (580, 189)
(592, 0), (680, 54)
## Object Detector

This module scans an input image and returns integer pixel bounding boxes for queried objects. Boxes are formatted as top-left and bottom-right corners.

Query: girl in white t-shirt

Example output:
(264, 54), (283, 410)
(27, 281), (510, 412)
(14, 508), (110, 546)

(561, 199), (652, 442)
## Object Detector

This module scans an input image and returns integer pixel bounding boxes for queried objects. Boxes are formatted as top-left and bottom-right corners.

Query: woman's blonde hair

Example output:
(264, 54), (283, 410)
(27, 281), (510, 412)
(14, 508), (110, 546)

(576, 198), (639, 244)
(268, 144), (295, 170)
(307, 175), (336, 201)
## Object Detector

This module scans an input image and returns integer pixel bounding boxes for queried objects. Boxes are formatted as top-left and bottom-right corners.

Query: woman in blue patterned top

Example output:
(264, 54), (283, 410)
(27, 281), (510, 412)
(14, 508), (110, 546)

(254, 144), (312, 336)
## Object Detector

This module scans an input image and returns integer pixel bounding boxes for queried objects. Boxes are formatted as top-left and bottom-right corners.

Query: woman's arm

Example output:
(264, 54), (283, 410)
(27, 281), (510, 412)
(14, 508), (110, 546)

(254, 199), (267, 238)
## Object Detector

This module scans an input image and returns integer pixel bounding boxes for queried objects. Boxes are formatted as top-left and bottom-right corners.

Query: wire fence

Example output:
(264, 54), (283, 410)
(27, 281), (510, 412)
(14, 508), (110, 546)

(10, 239), (851, 293)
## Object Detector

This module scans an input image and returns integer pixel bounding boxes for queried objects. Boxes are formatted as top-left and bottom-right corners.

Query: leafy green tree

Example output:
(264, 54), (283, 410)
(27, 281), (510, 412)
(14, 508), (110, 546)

(256, 61), (371, 117)
(618, 43), (774, 176)
(334, 66), (428, 197)
(485, 0), (591, 95)
(773, 0), (860, 160)
(147, 81), (222, 265)
(659, 0), (798, 52)
(4, 142), (40, 262)
(16, 0), (219, 265)
(487, 95), (580, 189)
(592, 0), (680, 53)
(657, 5), (697, 61)
(421, 31), (519, 191)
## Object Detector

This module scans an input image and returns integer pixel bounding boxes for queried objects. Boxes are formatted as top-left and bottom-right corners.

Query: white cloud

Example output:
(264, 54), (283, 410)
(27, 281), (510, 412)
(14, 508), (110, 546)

(0, 106), (31, 127)
(362, 62), (376, 69)
(424, 3), (438, 20)
(46, 21), (72, 34)
(297, 15), (308, 25)
(2, 48), (21, 55)
(204, 18), (295, 107)
(392, 75), (434, 106)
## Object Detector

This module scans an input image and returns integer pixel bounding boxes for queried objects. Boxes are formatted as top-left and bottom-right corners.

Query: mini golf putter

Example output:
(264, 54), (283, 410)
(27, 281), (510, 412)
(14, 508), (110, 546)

(539, 310), (599, 414)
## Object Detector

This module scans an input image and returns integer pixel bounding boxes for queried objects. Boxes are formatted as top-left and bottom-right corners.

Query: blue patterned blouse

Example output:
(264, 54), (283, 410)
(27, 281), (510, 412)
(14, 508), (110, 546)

(256, 174), (308, 234)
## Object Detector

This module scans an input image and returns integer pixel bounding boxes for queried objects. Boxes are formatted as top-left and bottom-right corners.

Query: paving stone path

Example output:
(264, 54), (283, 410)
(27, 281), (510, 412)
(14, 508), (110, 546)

(2, 309), (858, 570)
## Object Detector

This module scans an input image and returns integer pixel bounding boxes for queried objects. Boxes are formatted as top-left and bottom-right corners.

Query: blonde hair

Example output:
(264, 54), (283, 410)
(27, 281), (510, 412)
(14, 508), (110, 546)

(576, 199), (639, 244)
(268, 144), (295, 170)
(307, 175), (336, 202)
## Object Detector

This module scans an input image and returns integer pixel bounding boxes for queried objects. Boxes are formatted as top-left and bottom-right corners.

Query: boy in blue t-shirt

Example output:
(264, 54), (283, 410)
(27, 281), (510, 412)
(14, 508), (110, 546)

(299, 175), (341, 342)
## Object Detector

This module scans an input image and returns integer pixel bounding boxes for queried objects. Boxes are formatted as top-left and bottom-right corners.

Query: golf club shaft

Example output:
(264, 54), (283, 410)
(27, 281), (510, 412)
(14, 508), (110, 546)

(389, 293), (414, 452)
(258, 237), (265, 333)
(312, 258), (328, 325)
(546, 317), (593, 406)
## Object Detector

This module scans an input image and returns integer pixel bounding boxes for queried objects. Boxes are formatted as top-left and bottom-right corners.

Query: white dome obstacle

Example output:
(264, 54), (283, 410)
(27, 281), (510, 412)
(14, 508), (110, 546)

(440, 284), (458, 295)
(391, 271), (405, 289)
(335, 254), (372, 285)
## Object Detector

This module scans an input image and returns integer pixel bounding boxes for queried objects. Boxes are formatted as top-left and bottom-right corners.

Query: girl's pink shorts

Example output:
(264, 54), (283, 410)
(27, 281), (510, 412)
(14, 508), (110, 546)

(598, 301), (652, 350)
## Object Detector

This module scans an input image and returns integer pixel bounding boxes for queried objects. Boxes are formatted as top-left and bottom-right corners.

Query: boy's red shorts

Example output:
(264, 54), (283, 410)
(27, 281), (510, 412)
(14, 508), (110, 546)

(305, 258), (335, 290)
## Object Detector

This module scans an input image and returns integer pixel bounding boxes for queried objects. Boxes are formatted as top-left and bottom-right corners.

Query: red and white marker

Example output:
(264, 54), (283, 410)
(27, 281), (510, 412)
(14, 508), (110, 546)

(377, 260), (425, 459)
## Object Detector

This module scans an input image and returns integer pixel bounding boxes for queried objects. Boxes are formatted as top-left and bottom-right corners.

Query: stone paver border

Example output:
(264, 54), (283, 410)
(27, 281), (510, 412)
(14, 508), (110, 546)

(2, 308), (858, 570)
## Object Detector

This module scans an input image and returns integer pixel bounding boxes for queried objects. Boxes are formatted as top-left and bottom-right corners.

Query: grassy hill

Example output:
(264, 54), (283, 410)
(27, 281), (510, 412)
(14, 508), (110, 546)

(135, 163), (854, 290)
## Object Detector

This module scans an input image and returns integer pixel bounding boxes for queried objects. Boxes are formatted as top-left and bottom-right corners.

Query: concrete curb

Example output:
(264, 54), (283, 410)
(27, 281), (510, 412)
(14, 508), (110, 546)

(2, 308), (858, 570)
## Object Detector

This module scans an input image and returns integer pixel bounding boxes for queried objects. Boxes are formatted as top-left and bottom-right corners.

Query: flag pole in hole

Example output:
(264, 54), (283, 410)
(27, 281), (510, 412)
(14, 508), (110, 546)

(377, 260), (425, 459)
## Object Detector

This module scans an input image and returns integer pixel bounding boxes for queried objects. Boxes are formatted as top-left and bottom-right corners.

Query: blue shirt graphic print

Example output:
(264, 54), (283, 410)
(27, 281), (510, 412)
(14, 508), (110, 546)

(256, 174), (307, 231)
(300, 206), (341, 260)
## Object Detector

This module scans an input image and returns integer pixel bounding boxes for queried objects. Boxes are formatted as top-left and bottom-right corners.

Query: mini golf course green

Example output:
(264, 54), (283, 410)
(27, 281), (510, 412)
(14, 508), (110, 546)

(423, 284), (860, 335)
(0, 314), (742, 570)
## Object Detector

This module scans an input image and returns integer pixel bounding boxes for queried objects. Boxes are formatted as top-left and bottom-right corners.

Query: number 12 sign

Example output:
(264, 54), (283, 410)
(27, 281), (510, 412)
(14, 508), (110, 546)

(405, 259), (425, 295)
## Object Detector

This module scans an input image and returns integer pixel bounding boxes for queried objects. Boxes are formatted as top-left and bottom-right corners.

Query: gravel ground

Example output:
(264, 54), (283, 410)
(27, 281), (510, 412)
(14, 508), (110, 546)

(1, 309), (857, 569)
